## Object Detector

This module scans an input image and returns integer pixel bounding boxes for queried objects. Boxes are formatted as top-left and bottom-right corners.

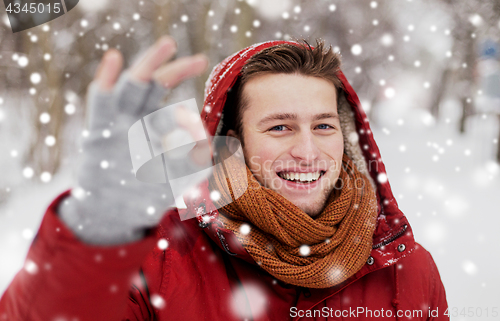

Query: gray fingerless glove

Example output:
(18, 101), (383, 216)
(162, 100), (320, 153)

(59, 75), (198, 245)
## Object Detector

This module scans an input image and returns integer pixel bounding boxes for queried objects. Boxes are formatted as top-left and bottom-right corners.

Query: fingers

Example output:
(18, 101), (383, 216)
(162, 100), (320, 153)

(93, 36), (207, 94)
(175, 106), (207, 141)
(94, 49), (124, 91)
(153, 54), (209, 89)
(174, 106), (212, 165)
(128, 36), (177, 83)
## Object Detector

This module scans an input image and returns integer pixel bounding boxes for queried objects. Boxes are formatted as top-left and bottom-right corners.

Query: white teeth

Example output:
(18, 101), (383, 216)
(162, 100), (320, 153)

(278, 171), (322, 182)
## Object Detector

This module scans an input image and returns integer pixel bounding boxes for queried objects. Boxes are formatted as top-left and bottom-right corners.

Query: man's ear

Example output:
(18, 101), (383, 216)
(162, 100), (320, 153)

(226, 129), (242, 155)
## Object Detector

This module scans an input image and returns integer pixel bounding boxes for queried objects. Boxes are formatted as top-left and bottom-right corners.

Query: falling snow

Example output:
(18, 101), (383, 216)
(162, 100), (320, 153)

(100, 160), (109, 169)
(44, 135), (56, 146)
(240, 223), (251, 235)
(0, 1), (499, 316)
(384, 87), (396, 98)
(351, 44), (362, 56)
(24, 260), (38, 274)
(40, 172), (52, 183)
(151, 294), (166, 309)
(157, 239), (168, 250)
(65, 104), (76, 115)
(30, 73), (41, 85)
(231, 284), (267, 319)
(210, 190), (221, 201)
(22, 167), (34, 179)
(17, 56), (28, 67)
(377, 173), (388, 184)
(462, 260), (478, 275)
(299, 244), (310, 256)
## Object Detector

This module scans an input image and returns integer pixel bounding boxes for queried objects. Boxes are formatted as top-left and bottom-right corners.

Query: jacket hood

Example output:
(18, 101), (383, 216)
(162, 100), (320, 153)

(181, 40), (416, 283)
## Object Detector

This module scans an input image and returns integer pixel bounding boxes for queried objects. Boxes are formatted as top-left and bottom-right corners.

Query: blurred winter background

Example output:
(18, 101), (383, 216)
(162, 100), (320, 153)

(0, 0), (499, 319)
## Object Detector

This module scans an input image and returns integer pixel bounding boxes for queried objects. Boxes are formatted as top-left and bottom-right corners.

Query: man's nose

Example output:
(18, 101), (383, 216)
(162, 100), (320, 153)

(289, 131), (320, 162)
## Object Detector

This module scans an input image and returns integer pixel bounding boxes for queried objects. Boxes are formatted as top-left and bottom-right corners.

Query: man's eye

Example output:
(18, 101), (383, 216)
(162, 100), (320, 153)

(269, 125), (287, 131)
(317, 124), (333, 130)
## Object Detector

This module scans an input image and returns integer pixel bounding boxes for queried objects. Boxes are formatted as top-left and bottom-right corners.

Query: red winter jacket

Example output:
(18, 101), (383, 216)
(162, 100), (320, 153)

(0, 41), (449, 321)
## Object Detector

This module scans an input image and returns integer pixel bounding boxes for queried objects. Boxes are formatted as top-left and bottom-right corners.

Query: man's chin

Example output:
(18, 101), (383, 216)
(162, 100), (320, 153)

(296, 202), (326, 217)
(277, 191), (329, 217)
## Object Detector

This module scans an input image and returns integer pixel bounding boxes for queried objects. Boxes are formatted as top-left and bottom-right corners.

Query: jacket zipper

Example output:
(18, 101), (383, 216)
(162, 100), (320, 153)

(372, 224), (407, 249)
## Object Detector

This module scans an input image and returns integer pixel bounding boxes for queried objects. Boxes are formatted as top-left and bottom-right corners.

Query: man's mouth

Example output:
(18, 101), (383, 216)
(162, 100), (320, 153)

(277, 171), (326, 183)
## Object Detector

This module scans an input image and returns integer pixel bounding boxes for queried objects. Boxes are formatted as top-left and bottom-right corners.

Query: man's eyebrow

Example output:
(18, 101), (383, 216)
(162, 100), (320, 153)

(257, 113), (297, 126)
(312, 113), (339, 121)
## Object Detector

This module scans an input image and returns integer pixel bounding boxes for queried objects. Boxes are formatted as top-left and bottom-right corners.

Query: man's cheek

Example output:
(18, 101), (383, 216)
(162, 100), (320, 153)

(262, 159), (274, 174)
(247, 155), (261, 174)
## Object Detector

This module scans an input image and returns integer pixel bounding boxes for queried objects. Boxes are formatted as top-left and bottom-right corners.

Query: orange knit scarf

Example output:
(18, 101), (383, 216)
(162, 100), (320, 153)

(208, 149), (378, 289)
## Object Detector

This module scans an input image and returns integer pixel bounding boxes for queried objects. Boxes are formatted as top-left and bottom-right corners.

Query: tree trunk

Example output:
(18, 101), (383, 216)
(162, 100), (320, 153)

(430, 68), (451, 119)
(497, 114), (500, 163)
(458, 96), (472, 133)
(457, 24), (477, 134)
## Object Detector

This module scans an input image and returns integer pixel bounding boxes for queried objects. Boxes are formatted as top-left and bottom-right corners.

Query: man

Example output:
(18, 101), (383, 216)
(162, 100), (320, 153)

(0, 36), (448, 320)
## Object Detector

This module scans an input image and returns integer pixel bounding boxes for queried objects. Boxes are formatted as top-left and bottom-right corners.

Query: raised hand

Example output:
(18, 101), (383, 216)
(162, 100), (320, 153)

(59, 36), (209, 245)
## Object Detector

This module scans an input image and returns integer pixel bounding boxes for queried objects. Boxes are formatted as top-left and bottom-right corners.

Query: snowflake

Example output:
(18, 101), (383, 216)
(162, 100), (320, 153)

(65, 104), (75, 115)
(240, 223), (251, 235)
(230, 284), (267, 319)
(30, 73), (41, 85)
(384, 87), (395, 99)
(210, 190), (221, 201)
(17, 56), (29, 67)
(45, 135), (56, 146)
(23, 167), (34, 179)
(462, 260), (478, 275)
(102, 129), (111, 138)
(100, 160), (109, 169)
(157, 238), (169, 250)
(351, 44), (362, 56)
(299, 244), (310, 256)
(377, 173), (388, 184)
(151, 294), (166, 309)
(24, 260), (38, 274)
(22, 228), (34, 239)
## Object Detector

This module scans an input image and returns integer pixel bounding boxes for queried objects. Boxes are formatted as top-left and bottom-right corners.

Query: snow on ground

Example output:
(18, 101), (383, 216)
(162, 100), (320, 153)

(372, 97), (500, 320)
(0, 168), (72, 293)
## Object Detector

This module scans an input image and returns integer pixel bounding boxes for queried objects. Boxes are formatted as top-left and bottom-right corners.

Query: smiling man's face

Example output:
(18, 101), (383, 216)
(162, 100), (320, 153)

(228, 73), (344, 217)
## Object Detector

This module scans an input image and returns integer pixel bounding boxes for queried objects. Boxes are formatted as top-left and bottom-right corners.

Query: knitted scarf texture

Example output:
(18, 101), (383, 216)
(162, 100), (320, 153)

(208, 148), (378, 289)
